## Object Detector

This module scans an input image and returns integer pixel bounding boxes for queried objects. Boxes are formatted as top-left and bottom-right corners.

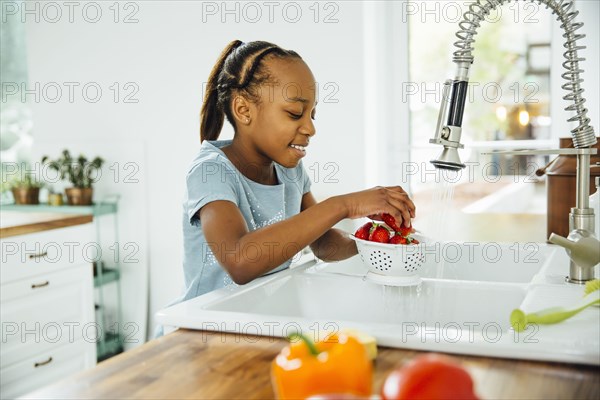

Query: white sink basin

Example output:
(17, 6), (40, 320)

(157, 243), (600, 365)
(419, 242), (554, 283)
(205, 274), (526, 328)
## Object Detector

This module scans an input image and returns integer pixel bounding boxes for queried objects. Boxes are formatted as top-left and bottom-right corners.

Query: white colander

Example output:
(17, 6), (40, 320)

(350, 233), (430, 286)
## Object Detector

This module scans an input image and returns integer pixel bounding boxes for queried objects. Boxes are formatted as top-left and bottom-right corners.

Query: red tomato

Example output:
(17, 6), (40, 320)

(381, 354), (479, 400)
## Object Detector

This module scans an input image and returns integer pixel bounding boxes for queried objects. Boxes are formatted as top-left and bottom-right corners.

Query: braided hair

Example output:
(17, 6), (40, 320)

(200, 40), (301, 142)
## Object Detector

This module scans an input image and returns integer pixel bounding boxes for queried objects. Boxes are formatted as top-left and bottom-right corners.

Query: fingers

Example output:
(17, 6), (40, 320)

(383, 186), (416, 224)
(389, 200), (412, 227)
(383, 185), (408, 195)
(349, 187), (416, 224)
(384, 186), (415, 210)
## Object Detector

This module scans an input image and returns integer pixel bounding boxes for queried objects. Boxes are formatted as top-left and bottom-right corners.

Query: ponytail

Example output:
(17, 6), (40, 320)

(200, 40), (244, 143)
(199, 40), (302, 143)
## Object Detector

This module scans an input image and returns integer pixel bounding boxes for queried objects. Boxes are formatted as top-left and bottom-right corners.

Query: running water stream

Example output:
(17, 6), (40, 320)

(430, 174), (457, 279)
(380, 171), (458, 312)
(380, 284), (423, 319)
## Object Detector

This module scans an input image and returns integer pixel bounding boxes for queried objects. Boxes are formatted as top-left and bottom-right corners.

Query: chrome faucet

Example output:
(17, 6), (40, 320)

(429, 0), (599, 283)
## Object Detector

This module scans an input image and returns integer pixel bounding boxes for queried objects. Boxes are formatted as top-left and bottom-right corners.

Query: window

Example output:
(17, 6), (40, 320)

(1, 10), (32, 161)
(407, 2), (553, 215)
(1, 9), (33, 200)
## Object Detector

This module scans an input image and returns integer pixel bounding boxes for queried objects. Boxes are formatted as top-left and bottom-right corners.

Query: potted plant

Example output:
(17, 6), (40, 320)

(42, 150), (105, 206)
(7, 173), (44, 205)
(47, 188), (64, 206)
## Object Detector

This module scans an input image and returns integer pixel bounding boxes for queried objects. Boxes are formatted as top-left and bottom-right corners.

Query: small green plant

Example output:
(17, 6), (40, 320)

(42, 150), (105, 189)
(1, 163), (44, 192)
(9, 173), (44, 189)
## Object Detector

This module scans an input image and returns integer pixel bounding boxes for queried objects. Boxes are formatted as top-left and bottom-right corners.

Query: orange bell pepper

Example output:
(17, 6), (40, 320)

(271, 332), (373, 399)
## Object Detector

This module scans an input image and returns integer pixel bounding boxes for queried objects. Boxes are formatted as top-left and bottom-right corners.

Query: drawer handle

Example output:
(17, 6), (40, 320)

(29, 252), (48, 259)
(31, 281), (50, 289)
(34, 357), (53, 367)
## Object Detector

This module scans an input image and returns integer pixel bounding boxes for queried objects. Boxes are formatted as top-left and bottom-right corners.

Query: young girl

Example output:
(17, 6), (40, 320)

(181, 40), (415, 302)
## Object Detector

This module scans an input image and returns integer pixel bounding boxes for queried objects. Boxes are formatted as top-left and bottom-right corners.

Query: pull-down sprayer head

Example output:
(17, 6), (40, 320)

(429, 68), (470, 171)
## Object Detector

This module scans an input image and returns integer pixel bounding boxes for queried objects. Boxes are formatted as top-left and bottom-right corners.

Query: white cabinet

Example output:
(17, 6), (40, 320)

(0, 223), (96, 399)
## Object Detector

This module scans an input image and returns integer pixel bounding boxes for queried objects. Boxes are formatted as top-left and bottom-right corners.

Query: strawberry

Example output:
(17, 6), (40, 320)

(411, 238), (420, 244)
(390, 235), (407, 245)
(398, 225), (412, 238)
(369, 224), (391, 243)
(354, 222), (374, 240)
(381, 213), (402, 232)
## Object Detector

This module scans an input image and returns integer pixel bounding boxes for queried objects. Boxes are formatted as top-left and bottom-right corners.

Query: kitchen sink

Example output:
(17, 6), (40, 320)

(204, 274), (526, 328)
(156, 242), (600, 365)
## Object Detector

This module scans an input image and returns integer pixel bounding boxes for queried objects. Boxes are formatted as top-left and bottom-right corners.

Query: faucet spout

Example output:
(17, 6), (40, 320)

(549, 231), (600, 283)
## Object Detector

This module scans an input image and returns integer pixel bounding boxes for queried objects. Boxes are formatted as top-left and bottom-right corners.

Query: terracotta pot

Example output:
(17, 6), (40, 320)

(11, 188), (40, 205)
(546, 137), (600, 238)
(65, 187), (94, 206)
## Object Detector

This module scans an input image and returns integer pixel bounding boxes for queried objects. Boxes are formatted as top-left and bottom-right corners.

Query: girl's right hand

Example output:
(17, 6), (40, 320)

(338, 186), (416, 227)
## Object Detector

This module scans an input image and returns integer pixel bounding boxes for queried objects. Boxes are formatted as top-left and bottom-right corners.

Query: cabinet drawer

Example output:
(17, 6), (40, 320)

(0, 339), (95, 399)
(0, 265), (95, 369)
(1, 223), (94, 284)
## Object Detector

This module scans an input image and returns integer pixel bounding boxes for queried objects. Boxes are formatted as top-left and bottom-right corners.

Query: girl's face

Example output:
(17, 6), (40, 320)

(249, 57), (317, 168)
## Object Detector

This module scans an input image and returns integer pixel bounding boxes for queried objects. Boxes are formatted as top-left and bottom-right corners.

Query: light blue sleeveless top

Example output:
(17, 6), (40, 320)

(179, 139), (312, 303)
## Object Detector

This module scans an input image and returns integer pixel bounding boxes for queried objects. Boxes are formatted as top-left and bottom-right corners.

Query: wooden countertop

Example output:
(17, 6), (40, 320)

(24, 329), (599, 399)
(0, 211), (92, 238)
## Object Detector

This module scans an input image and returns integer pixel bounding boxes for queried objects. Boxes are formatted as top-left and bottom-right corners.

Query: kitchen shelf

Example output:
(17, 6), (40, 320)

(94, 267), (120, 288)
(3, 197), (124, 362)
(1, 202), (117, 217)
(97, 332), (124, 362)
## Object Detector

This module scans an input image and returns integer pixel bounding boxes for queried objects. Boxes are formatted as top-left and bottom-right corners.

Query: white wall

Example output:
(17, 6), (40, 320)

(364, 1), (411, 188)
(22, 1), (368, 341)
